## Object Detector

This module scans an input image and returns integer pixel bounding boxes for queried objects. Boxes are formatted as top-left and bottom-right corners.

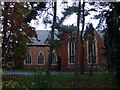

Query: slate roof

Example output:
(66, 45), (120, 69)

(27, 26), (103, 46)
(28, 30), (58, 46)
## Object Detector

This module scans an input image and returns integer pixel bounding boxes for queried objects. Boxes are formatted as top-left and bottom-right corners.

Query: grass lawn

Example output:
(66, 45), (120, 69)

(2, 73), (118, 88)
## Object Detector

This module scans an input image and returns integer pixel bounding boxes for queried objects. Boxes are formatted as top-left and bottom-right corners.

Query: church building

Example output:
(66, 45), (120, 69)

(22, 24), (106, 72)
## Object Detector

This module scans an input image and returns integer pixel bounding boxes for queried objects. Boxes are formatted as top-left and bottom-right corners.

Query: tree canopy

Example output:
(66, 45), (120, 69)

(2, 2), (36, 68)
(103, 2), (120, 85)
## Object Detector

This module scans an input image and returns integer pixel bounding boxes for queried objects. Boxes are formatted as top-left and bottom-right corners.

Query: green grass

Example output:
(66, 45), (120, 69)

(78, 73), (116, 88)
(2, 73), (118, 88)
(52, 74), (73, 88)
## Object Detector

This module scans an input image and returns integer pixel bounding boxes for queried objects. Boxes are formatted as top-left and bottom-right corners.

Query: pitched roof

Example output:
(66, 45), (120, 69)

(84, 23), (104, 39)
(28, 30), (58, 46)
(96, 30), (104, 39)
(84, 23), (95, 39)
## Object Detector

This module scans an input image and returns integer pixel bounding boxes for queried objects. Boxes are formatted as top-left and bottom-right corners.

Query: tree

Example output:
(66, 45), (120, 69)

(2, 2), (36, 68)
(48, 2), (57, 70)
(80, 1), (85, 74)
(25, 2), (46, 22)
(73, 2), (81, 88)
(90, 1), (120, 85)
(57, 25), (77, 40)
(104, 2), (120, 86)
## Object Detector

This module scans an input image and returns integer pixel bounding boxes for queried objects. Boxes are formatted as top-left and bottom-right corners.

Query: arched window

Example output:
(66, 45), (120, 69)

(38, 52), (44, 64)
(25, 52), (32, 64)
(52, 52), (57, 64)
(87, 38), (97, 64)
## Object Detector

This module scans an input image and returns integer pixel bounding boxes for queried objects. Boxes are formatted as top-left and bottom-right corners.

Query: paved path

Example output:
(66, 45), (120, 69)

(2, 71), (74, 75)
(2, 71), (109, 75)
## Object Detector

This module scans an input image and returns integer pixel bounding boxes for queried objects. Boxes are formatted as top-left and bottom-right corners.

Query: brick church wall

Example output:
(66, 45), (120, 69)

(21, 30), (106, 72)
(21, 46), (49, 69)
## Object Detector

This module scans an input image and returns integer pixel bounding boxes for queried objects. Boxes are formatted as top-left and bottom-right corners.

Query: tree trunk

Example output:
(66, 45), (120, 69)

(73, 2), (81, 88)
(48, 2), (57, 70)
(89, 57), (94, 76)
(80, 1), (85, 75)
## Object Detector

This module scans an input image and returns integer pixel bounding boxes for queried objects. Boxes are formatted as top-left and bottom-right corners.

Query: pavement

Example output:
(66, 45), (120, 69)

(2, 71), (109, 75)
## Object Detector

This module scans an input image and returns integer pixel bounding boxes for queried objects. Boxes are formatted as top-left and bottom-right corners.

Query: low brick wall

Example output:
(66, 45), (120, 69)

(20, 64), (106, 72)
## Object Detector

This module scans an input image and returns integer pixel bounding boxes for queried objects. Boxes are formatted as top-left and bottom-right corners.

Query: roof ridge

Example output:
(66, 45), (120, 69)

(36, 30), (50, 31)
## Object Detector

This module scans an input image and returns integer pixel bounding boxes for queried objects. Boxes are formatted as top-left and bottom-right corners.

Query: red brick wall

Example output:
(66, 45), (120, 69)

(22, 46), (49, 69)
(93, 31), (106, 66)
(22, 31), (106, 71)
(59, 39), (69, 66)
(58, 31), (106, 71)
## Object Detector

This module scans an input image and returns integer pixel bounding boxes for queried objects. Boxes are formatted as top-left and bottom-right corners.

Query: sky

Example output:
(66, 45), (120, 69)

(30, 1), (102, 31)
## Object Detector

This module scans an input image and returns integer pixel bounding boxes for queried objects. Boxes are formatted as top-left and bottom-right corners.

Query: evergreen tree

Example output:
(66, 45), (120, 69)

(104, 2), (120, 86)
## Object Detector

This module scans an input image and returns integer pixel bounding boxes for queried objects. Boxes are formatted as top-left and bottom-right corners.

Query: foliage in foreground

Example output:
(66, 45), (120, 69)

(2, 2), (36, 68)
(103, 2), (120, 86)
(2, 73), (118, 88)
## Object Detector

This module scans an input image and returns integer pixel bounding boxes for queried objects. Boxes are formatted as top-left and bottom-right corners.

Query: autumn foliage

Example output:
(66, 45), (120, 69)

(2, 2), (36, 68)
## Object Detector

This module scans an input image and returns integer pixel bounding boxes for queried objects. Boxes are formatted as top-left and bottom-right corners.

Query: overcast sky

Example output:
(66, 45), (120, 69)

(30, 1), (103, 31)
